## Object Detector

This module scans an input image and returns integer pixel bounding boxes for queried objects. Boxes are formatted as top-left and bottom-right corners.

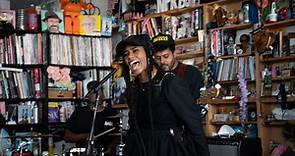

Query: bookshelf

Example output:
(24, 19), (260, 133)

(114, 0), (295, 155)
(256, 20), (295, 154)
(123, 2), (206, 69)
(202, 0), (259, 140)
(0, 29), (113, 152)
(201, 0), (295, 153)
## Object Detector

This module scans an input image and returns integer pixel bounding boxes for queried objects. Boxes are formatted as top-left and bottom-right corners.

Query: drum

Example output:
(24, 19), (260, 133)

(12, 149), (32, 156)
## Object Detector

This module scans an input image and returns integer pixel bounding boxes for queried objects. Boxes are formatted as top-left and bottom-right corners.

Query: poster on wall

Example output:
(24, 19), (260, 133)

(79, 15), (101, 36)
(41, 10), (64, 33)
(0, 10), (15, 29)
(101, 16), (112, 36)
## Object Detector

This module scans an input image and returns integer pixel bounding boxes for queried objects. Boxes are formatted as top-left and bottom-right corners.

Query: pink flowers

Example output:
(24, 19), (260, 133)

(47, 66), (72, 87)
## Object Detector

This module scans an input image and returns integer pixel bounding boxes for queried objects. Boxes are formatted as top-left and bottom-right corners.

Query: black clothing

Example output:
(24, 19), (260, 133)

(172, 62), (204, 99)
(124, 70), (209, 156)
(65, 106), (106, 147)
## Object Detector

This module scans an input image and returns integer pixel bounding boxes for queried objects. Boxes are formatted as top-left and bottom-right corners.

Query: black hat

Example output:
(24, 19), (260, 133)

(152, 34), (175, 52)
(42, 11), (62, 23)
(116, 34), (152, 58)
(87, 80), (99, 91)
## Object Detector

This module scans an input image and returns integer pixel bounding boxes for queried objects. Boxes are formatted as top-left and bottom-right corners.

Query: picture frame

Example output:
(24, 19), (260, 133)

(0, 9), (15, 28)
(41, 10), (64, 33)
(101, 16), (112, 36)
(79, 15), (101, 36)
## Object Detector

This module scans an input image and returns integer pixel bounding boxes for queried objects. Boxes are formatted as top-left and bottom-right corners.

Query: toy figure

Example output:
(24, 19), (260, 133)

(213, 5), (227, 27)
(60, 0), (95, 34)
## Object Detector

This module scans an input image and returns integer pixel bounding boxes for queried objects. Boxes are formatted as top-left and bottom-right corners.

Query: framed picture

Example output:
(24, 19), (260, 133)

(0, 9), (15, 28)
(101, 16), (112, 36)
(79, 15), (101, 36)
(289, 32), (295, 55)
(41, 10), (64, 33)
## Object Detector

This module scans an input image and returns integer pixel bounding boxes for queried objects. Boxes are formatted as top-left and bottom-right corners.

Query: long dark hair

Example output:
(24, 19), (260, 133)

(121, 36), (155, 156)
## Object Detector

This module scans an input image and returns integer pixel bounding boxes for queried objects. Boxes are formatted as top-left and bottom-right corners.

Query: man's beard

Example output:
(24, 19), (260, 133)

(48, 25), (59, 32)
(160, 65), (170, 71)
(161, 61), (177, 71)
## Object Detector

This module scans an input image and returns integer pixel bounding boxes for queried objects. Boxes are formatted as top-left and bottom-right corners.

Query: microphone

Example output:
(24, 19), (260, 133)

(18, 141), (32, 148)
(84, 68), (117, 98)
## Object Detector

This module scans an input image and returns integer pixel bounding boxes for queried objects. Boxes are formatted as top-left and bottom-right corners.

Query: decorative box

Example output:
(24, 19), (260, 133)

(48, 88), (74, 98)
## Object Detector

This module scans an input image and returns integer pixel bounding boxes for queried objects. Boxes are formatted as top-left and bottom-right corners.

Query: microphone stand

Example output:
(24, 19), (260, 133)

(85, 68), (117, 155)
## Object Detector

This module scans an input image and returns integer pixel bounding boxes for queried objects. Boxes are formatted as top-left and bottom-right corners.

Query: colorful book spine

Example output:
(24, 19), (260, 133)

(33, 68), (41, 98)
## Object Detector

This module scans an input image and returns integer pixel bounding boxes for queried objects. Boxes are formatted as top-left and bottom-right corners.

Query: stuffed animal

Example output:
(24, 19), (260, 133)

(252, 29), (277, 53)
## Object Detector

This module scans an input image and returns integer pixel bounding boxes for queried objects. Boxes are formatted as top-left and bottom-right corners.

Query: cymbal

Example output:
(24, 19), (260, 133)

(3, 134), (60, 139)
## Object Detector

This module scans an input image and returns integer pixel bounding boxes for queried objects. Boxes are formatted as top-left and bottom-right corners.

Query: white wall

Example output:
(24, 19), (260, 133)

(0, 0), (10, 9)
(92, 0), (108, 17)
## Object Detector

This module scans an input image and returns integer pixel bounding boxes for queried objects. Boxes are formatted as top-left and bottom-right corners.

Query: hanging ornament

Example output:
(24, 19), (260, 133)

(237, 66), (249, 126)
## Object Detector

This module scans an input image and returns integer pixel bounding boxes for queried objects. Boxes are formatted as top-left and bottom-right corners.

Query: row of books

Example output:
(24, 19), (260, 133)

(0, 69), (42, 99)
(0, 101), (40, 125)
(0, 33), (112, 66)
(49, 34), (112, 66)
(266, 31), (295, 57)
(212, 56), (255, 82)
(210, 29), (253, 57)
(126, 8), (203, 39)
(48, 101), (74, 123)
(72, 69), (111, 99)
(0, 33), (44, 65)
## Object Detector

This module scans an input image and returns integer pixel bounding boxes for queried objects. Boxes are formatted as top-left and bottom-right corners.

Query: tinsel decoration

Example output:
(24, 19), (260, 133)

(237, 66), (248, 126)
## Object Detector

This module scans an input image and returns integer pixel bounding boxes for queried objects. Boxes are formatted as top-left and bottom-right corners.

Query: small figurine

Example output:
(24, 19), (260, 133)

(278, 7), (290, 20)
(267, 1), (278, 22)
(60, 0), (95, 34)
(213, 4), (227, 27)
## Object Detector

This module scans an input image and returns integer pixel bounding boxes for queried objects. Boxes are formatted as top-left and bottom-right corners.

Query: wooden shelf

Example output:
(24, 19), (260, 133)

(218, 79), (255, 85)
(260, 55), (295, 63)
(209, 23), (252, 31)
(0, 98), (45, 102)
(125, 5), (203, 23)
(49, 64), (113, 70)
(202, 97), (256, 104)
(210, 120), (257, 125)
(271, 76), (295, 82)
(264, 18), (295, 29)
(175, 50), (203, 60)
(260, 96), (295, 103)
(157, 4), (203, 16)
(204, 0), (241, 5)
(217, 53), (254, 60)
(175, 36), (199, 45)
(263, 120), (295, 126)
(48, 122), (67, 128)
(47, 97), (84, 102)
(111, 103), (128, 109)
(5, 124), (43, 131)
(1, 64), (45, 68)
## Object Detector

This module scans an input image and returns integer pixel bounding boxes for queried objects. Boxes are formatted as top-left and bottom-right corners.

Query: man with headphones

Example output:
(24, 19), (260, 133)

(151, 33), (209, 155)
(151, 33), (204, 100)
